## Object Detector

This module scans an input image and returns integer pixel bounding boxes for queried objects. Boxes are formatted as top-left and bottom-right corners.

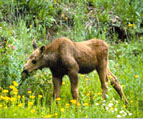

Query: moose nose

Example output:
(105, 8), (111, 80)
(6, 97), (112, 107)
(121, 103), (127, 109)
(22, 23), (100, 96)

(22, 69), (29, 75)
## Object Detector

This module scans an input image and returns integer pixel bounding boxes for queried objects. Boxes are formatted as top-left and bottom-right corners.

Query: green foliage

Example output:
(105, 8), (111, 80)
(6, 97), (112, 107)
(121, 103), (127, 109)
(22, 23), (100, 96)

(0, 0), (57, 27)
(0, 23), (24, 88)
(19, 69), (53, 103)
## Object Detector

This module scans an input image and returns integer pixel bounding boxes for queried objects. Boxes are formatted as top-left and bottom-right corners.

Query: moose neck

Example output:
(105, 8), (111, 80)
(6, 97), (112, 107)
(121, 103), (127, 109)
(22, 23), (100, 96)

(42, 44), (59, 68)
(43, 52), (58, 68)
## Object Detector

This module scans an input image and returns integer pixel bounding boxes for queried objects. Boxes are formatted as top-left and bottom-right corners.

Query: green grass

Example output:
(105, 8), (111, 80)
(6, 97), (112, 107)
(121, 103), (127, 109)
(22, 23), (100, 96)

(0, 56), (143, 118)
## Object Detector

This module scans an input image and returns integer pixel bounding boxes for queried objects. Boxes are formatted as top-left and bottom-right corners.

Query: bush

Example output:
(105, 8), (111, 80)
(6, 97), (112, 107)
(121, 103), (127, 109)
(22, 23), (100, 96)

(0, 22), (25, 88)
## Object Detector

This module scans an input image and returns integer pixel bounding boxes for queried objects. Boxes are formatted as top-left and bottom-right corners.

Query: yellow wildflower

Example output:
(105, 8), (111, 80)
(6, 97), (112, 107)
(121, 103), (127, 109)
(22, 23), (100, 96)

(66, 103), (70, 108)
(0, 96), (3, 100)
(128, 24), (135, 27)
(123, 105), (126, 108)
(3, 90), (8, 93)
(56, 97), (61, 101)
(54, 113), (58, 116)
(3, 96), (10, 101)
(86, 93), (90, 96)
(13, 91), (18, 95)
(30, 96), (35, 99)
(22, 95), (25, 99)
(44, 114), (52, 118)
(18, 103), (23, 107)
(70, 99), (77, 104)
(76, 102), (81, 106)
(83, 103), (89, 106)
(134, 74), (138, 78)
(12, 81), (18, 87)
(10, 97), (16, 102)
(110, 107), (114, 110)
(17, 95), (21, 99)
(62, 81), (65, 85)
(31, 109), (35, 113)
(10, 86), (18, 93)
(14, 87), (18, 91)
(28, 91), (32, 94)
(9, 85), (15, 89)
(0, 104), (2, 108)
(130, 100), (133, 103)
(80, 74), (84, 77)
(61, 13), (65, 18)
(85, 78), (89, 80)
(97, 92), (102, 96)
(65, 17), (68, 20)
(60, 108), (64, 112)
(28, 101), (33, 106)
(4, 106), (8, 109)
(0, 96), (3, 99)
(38, 95), (43, 98)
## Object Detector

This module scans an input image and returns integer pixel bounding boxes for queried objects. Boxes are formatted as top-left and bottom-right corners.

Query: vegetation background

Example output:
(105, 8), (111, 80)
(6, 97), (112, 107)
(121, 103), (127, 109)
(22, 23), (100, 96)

(0, 0), (143, 118)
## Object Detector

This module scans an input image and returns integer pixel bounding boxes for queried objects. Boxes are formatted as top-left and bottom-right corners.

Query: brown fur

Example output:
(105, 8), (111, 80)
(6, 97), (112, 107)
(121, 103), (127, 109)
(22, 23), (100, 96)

(24, 37), (128, 104)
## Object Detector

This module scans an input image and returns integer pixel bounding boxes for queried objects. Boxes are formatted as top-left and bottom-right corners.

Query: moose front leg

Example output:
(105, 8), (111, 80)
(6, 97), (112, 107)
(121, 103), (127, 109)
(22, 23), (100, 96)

(61, 54), (79, 101)
(97, 59), (108, 100)
(52, 76), (63, 99)
(68, 70), (79, 101)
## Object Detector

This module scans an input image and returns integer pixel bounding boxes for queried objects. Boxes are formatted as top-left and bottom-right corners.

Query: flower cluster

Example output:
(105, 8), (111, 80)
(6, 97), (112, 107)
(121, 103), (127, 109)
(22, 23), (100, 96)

(0, 81), (44, 116)
(7, 44), (15, 50)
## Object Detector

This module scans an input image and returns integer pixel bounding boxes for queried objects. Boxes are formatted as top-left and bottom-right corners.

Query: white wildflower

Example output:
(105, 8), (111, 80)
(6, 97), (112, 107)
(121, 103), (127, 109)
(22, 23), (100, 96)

(114, 108), (118, 111)
(129, 113), (132, 116)
(117, 115), (121, 118)
(115, 100), (118, 103)
(120, 110), (124, 114)
(123, 112), (127, 116)
(105, 107), (109, 110)
(103, 103), (106, 106)
(95, 103), (99, 106)
(108, 103), (113, 107)
(111, 110), (114, 113)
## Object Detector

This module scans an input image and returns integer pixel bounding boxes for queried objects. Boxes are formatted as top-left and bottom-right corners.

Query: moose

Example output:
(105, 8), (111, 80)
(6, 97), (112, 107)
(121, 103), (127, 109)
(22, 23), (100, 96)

(22, 37), (128, 104)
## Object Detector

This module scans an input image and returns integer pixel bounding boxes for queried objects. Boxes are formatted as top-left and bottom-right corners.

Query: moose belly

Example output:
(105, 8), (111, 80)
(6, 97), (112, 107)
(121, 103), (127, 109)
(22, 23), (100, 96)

(78, 66), (95, 74)
(76, 55), (97, 74)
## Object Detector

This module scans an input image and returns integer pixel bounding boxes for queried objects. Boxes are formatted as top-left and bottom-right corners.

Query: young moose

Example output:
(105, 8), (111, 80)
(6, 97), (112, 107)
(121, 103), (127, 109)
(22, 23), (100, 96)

(23, 37), (128, 104)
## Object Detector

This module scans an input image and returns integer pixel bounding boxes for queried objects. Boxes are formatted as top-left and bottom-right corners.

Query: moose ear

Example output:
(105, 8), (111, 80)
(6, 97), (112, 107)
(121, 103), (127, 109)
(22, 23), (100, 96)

(40, 46), (45, 53)
(32, 40), (37, 50)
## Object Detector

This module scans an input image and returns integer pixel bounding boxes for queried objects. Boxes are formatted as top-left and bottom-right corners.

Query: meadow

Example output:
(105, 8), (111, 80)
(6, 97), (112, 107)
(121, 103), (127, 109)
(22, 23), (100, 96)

(0, 0), (143, 118)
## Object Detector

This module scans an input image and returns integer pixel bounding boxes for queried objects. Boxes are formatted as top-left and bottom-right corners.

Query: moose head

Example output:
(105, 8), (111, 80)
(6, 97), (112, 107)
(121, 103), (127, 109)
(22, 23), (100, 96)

(22, 40), (47, 75)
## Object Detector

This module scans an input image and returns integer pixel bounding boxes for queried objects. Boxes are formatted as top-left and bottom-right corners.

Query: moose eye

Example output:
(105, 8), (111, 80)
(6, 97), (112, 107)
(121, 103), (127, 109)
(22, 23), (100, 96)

(32, 60), (37, 64)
